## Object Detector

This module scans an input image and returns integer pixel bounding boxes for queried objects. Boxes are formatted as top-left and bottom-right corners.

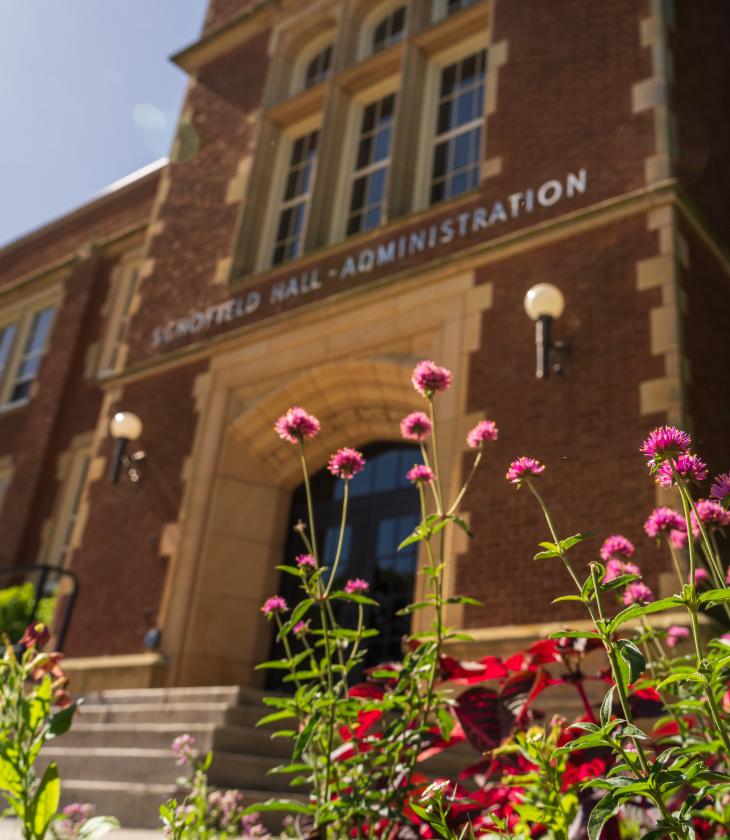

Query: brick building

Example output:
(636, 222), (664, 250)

(1, 0), (729, 692)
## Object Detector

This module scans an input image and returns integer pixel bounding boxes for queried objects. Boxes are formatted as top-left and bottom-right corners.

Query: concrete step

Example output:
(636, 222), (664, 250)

(80, 685), (267, 707)
(76, 702), (252, 726)
(61, 722), (291, 757)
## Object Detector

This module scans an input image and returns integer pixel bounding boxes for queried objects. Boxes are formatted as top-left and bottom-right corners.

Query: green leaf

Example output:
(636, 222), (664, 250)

(452, 516), (473, 538)
(292, 711), (320, 762)
(600, 574), (641, 593)
(242, 799), (315, 816)
(621, 724), (648, 740)
(548, 630), (602, 640)
(445, 596), (483, 607)
(560, 533), (591, 551)
(396, 601), (433, 616)
(0, 755), (23, 797)
(256, 710), (296, 727)
(398, 530), (425, 550)
(539, 541), (559, 551)
(657, 671), (706, 691)
(552, 595), (584, 603)
(600, 687), (615, 728)
(436, 706), (455, 741)
(587, 792), (620, 840)
(534, 549), (561, 560)
(607, 597), (681, 635)
(699, 588), (730, 606)
(29, 676), (53, 730)
(49, 703), (77, 737)
(617, 640), (645, 684)
(31, 762), (60, 838)
(77, 816), (121, 839)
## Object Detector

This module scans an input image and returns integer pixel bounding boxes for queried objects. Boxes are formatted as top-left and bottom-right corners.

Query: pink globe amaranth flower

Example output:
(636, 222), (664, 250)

(295, 553), (317, 571)
(293, 620), (310, 636)
(172, 734), (196, 766)
(407, 464), (435, 484)
(690, 499), (730, 538)
(669, 528), (688, 549)
(603, 558), (640, 583)
(260, 595), (288, 616)
(344, 578), (369, 594)
(656, 452), (708, 487)
(644, 506), (685, 538)
(666, 626), (689, 648)
(622, 581), (655, 606)
(328, 447), (366, 479)
(640, 425), (692, 465)
(411, 360), (453, 398)
(506, 457), (545, 486)
(710, 471), (730, 505)
(274, 407), (320, 444)
(400, 411), (432, 442)
(466, 419), (499, 449)
(689, 568), (710, 585)
(599, 534), (635, 562)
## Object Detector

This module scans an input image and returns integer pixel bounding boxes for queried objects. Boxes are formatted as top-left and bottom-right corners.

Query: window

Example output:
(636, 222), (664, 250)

(99, 256), (141, 374)
(371, 6), (407, 55)
(0, 324), (18, 385)
(346, 93), (397, 235)
(429, 50), (485, 204)
(7, 307), (55, 404)
(54, 452), (91, 568)
(271, 128), (319, 266)
(269, 444), (422, 686)
(303, 44), (333, 89)
(446, 0), (478, 15)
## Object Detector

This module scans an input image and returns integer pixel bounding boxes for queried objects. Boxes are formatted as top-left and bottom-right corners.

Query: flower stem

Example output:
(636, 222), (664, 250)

(299, 441), (319, 562)
(447, 447), (482, 516)
(324, 479), (349, 597)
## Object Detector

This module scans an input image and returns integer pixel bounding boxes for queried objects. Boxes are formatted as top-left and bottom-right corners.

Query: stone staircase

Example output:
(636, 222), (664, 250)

(45, 685), (302, 830)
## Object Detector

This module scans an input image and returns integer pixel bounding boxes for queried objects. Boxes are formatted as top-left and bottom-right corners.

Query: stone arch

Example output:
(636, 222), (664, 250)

(171, 357), (422, 687)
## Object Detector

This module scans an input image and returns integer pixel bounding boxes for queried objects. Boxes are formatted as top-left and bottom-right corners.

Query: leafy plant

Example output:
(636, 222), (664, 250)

(0, 584), (55, 643)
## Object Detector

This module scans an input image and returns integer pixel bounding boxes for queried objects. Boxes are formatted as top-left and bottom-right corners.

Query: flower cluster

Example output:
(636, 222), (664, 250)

(295, 553), (317, 571)
(274, 407), (320, 444)
(690, 498), (730, 538)
(400, 411), (432, 442)
(344, 578), (369, 594)
(466, 419), (499, 449)
(710, 471), (730, 505)
(656, 452), (708, 487)
(411, 360), (452, 397)
(640, 425), (692, 464)
(50, 803), (96, 840)
(260, 595), (288, 617)
(171, 733), (197, 767)
(328, 447), (366, 479)
(506, 457), (545, 486)
(600, 534), (635, 562)
(622, 580), (655, 606)
(407, 464), (435, 484)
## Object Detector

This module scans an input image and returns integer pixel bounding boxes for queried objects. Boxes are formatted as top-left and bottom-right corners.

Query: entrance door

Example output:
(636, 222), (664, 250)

(271, 443), (422, 682)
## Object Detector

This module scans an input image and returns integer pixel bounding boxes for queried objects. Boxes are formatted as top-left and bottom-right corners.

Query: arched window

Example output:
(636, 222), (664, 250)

(303, 43), (333, 90)
(371, 5), (407, 55)
(272, 443), (422, 680)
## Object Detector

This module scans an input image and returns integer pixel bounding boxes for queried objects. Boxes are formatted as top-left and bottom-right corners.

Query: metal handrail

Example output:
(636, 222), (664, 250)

(0, 564), (79, 652)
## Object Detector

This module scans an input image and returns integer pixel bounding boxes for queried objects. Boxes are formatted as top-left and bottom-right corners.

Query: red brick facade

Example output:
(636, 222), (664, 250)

(1, 0), (728, 685)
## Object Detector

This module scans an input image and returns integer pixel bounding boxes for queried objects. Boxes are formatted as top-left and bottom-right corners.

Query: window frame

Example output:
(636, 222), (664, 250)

(0, 288), (60, 410)
(98, 250), (142, 376)
(432, 0), (480, 21)
(330, 76), (401, 243)
(258, 113), (322, 271)
(43, 439), (92, 569)
(412, 33), (488, 212)
(290, 32), (335, 96)
(357, 0), (409, 60)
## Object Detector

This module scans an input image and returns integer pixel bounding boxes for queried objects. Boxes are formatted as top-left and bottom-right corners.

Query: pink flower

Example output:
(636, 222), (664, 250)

(644, 507), (685, 538)
(171, 734), (196, 766)
(506, 457), (545, 486)
(690, 499), (730, 538)
(656, 453), (708, 487)
(328, 447), (366, 479)
(669, 528), (688, 549)
(640, 426), (692, 464)
(407, 464), (435, 484)
(603, 558), (640, 583)
(295, 553), (317, 571)
(293, 621), (310, 636)
(666, 626), (689, 648)
(274, 407), (320, 444)
(622, 582), (655, 605)
(344, 578), (369, 594)
(466, 419), (499, 448)
(411, 360), (452, 397)
(690, 568), (710, 585)
(400, 411), (432, 442)
(600, 535), (635, 562)
(261, 595), (288, 616)
(710, 471), (730, 505)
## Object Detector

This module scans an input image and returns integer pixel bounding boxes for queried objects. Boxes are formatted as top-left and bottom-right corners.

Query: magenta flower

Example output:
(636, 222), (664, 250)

(407, 464), (435, 484)
(328, 447), (366, 479)
(599, 535), (635, 562)
(622, 581), (655, 606)
(640, 426), (692, 464)
(274, 407), (320, 444)
(261, 595), (288, 616)
(411, 360), (452, 397)
(171, 734), (196, 766)
(690, 568), (710, 585)
(669, 528), (688, 549)
(666, 626), (689, 648)
(603, 558), (640, 583)
(293, 621), (310, 636)
(506, 457), (545, 486)
(690, 499), (730, 538)
(400, 411), (432, 442)
(466, 419), (499, 449)
(644, 506), (685, 538)
(344, 578), (369, 594)
(656, 452), (708, 487)
(710, 471), (730, 505)
(295, 553), (317, 571)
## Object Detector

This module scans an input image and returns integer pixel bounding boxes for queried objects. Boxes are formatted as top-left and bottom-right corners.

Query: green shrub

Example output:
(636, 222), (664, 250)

(0, 583), (56, 643)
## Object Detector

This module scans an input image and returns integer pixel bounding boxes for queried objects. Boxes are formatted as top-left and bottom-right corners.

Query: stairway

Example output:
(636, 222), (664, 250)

(44, 685), (302, 830)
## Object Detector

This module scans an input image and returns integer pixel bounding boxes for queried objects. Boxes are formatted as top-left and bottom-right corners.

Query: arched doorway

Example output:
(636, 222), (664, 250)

(273, 442), (422, 681)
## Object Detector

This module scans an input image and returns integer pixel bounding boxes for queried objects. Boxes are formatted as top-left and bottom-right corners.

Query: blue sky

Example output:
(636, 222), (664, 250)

(0, 1), (208, 247)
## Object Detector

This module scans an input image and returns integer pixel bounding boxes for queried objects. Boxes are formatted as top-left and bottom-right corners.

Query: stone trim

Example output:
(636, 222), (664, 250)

(481, 1), (507, 181)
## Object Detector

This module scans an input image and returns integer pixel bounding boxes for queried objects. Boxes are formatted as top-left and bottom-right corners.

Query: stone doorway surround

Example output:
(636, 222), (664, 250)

(157, 267), (493, 687)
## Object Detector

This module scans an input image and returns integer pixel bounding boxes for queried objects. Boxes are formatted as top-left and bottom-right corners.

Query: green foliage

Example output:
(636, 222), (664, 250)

(0, 583), (55, 643)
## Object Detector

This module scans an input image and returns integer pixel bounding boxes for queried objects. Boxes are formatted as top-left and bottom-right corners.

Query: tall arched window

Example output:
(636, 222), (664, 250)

(273, 443), (422, 679)
(371, 6), (407, 55)
(303, 44), (333, 90)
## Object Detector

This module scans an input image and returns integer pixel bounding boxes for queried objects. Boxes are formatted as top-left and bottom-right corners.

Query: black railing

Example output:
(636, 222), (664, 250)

(0, 564), (79, 651)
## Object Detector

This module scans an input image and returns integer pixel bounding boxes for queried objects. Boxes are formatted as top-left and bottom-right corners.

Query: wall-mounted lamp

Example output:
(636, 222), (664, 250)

(523, 283), (569, 379)
(109, 411), (145, 484)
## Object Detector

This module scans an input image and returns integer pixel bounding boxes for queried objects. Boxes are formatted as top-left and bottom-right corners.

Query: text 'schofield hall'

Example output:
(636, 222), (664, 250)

(1, 0), (728, 691)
